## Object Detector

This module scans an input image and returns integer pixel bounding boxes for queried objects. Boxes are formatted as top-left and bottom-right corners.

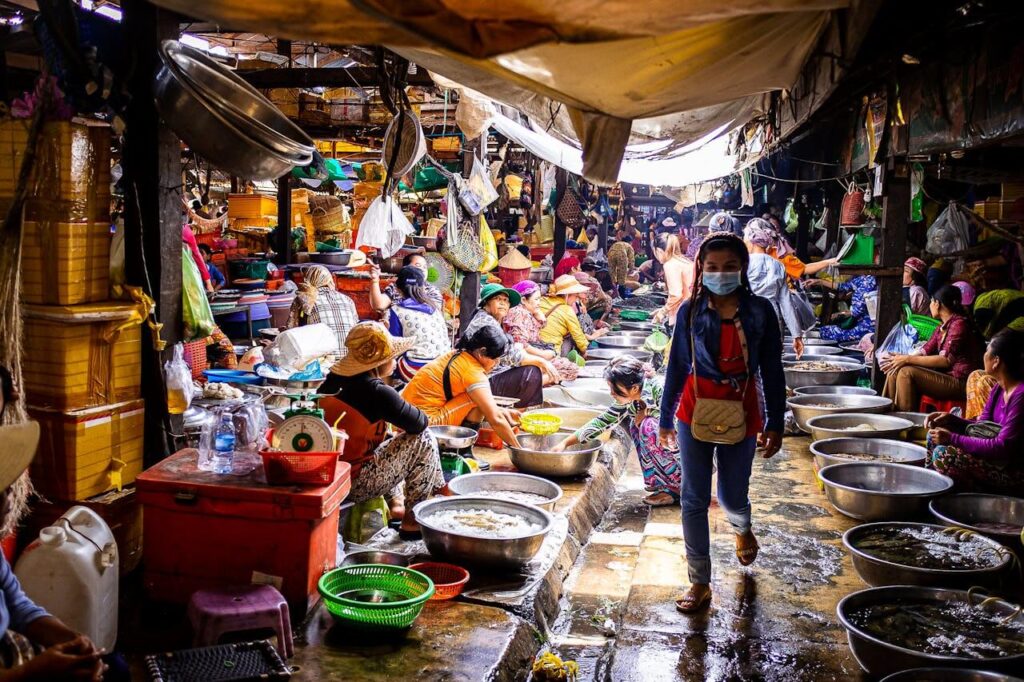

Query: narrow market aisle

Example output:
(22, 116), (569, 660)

(540, 437), (869, 681)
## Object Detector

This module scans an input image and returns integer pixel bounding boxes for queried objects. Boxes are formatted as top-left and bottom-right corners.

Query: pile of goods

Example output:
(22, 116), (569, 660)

(788, 361), (851, 372)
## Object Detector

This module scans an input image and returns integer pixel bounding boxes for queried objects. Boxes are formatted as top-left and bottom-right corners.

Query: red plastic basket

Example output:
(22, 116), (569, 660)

(182, 339), (208, 380)
(408, 562), (469, 600)
(259, 450), (339, 486)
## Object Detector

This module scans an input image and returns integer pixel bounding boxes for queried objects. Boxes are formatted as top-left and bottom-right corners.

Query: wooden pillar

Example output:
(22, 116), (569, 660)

(458, 136), (482, 332)
(274, 39), (293, 264)
(122, 0), (181, 463)
(873, 159), (910, 391)
(553, 168), (567, 265)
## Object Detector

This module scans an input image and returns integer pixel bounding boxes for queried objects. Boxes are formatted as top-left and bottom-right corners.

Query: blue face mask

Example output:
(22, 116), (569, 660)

(703, 271), (742, 295)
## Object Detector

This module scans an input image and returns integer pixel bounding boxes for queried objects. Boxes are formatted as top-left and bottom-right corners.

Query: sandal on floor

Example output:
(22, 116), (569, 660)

(675, 585), (712, 614)
(735, 531), (759, 567)
(642, 492), (678, 507)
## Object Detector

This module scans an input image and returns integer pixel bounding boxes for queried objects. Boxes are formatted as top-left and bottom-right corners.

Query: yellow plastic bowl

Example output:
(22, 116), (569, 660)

(520, 412), (563, 436)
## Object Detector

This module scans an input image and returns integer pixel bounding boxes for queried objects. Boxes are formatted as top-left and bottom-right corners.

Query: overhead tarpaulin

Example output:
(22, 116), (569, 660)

(150, 0), (875, 184)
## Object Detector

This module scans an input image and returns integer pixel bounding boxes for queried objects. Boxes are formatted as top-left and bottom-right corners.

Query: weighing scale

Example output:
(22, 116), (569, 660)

(271, 390), (335, 453)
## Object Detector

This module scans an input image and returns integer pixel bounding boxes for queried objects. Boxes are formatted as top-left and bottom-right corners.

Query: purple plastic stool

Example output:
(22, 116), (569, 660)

(187, 585), (293, 658)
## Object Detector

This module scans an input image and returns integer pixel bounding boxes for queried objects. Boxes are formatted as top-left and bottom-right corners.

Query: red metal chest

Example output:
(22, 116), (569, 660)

(136, 449), (351, 615)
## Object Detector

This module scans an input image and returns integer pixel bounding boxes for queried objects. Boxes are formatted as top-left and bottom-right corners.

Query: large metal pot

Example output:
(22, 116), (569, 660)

(508, 433), (602, 478)
(810, 438), (927, 470)
(783, 358), (865, 389)
(837, 586), (1024, 676)
(586, 348), (652, 362)
(929, 493), (1024, 548)
(786, 394), (893, 433)
(447, 472), (563, 512)
(819, 462), (953, 521)
(413, 496), (552, 568)
(807, 414), (914, 441)
(842, 522), (1012, 589)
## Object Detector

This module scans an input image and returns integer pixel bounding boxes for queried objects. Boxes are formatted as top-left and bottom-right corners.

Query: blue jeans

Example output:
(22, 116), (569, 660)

(677, 421), (757, 585)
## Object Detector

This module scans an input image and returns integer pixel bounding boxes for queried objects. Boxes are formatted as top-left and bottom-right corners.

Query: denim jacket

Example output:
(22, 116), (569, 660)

(659, 290), (786, 433)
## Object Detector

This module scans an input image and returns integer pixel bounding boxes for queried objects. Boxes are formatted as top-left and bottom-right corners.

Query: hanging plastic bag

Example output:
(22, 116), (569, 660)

(458, 158), (499, 215)
(784, 198), (799, 233)
(164, 343), (194, 415)
(875, 322), (919, 365)
(926, 203), (970, 255)
(182, 248), (215, 341)
(910, 163), (925, 222)
(355, 195), (414, 258)
(479, 215), (498, 272)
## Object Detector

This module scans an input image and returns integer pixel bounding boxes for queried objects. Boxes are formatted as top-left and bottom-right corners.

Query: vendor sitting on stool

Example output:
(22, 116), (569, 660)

(0, 421), (108, 681)
(319, 322), (445, 536)
(539, 275), (605, 358)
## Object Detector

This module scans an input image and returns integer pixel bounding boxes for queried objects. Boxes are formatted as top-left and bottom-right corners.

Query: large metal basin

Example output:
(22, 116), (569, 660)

(842, 522), (1012, 589)
(586, 348), (652, 362)
(594, 336), (646, 350)
(929, 493), (1024, 548)
(521, 407), (609, 441)
(784, 358), (865, 389)
(447, 472), (563, 512)
(818, 462), (953, 521)
(603, 330), (651, 339)
(783, 346), (845, 359)
(617, 321), (656, 331)
(793, 385), (877, 397)
(543, 386), (615, 409)
(883, 669), (1024, 682)
(559, 378), (609, 392)
(414, 496), (552, 568)
(786, 394), (893, 432)
(428, 425), (478, 450)
(807, 413), (913, 441)
(810, 438), (927, 470)
(891, 412), (929, 441)
(837, 586), (1024, 676)
(785, 337), (836, 347)
(508, 433), (602, 478)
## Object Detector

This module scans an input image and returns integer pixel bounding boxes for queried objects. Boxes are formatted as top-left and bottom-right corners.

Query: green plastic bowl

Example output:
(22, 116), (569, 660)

(318, 564), (434, 629)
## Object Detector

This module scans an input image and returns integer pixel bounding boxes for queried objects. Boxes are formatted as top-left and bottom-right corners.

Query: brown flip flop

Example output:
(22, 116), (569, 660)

(675, 585), (712, 614)
(735, 531), (759, 567)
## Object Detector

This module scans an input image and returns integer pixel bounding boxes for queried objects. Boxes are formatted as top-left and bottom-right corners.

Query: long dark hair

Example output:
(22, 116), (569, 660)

(456, 324), (508, 359)
(603, 356), (646, 396)
(907, 268), (926, 288)
(399, 280), (439, 312)
(932, 284), (966, 317)
(691, 231), (752, 301)
(988, 328), (1024, 381)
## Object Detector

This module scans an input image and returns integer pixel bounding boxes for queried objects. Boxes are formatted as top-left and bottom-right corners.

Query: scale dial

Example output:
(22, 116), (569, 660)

(274, 414), (335, 452)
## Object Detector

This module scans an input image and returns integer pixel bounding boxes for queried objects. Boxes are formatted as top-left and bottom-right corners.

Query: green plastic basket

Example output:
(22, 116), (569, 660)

(903, 304), (940, 342)
(318, 565), (434, 629)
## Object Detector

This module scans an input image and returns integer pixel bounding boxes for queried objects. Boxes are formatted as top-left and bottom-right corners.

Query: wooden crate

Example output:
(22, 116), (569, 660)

(22, 302), (143, 410)
(21, 220), (110, 305)
(29, 399), (145, 502)
(228, 193), (277, 220)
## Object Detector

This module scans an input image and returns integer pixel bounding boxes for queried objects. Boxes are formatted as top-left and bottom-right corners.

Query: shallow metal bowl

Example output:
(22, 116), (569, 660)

(783, 358), (865, 389)
(818, 462), (954, 521)
(508, 433), (602, 478)
(785, 337), (836, 347)
(786, 394), (893, 432)
(807, 413), (913, 441)
(617, 321), (656, 331)
(586, 348), (653, 362)
(543, 386), (615, 409)
(810, 438), (927, 470)
(882, 669), (1024, 682)
(428, 425), (478, 450)
(793, 385), (877, 397)
(594, 336), (646, 350)
(891, 412), (929, 441)
(340, 550), (410, 568)
(842, 522), (1012, 589)
(603, 330), (651, 339)
(929, 493), (1024, 546)
(559, 378), (609, 392)
(837, 586), (1024, 676)
(413, 496), (552, 568)
(447, 472), (563, 512)
(783, 346), (845, 359)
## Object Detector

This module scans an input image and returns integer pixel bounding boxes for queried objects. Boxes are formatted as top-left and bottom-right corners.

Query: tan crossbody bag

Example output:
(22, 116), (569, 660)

(689, 314), (750, 445)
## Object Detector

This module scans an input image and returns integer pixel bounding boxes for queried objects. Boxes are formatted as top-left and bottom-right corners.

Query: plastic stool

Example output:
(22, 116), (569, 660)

(918, 396), (966, 414)
(188, 585), (293, 658)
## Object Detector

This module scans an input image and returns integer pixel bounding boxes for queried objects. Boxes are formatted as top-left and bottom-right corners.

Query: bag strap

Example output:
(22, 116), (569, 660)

(442, 350), (464, 402)
(689, 300), (750, 400)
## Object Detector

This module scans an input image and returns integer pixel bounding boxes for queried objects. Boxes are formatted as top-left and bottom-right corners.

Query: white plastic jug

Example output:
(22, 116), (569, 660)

(15, 506), (118, 651)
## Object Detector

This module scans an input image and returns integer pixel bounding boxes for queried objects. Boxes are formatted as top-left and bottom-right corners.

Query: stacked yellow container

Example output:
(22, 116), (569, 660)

(1, 119), (146, 502)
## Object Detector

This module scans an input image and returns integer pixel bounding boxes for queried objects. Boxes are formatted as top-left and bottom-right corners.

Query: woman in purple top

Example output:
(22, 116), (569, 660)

(927, 328), (1024, 493)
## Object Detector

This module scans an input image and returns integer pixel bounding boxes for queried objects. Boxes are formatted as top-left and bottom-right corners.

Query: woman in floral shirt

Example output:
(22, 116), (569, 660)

(553, 356), (679, 506)
(502, 280), (579, 382)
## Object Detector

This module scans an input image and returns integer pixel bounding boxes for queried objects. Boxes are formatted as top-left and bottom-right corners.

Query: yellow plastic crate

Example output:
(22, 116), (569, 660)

(21, 220), (110, 305)
(0, 120), (110, 221)
(29, 399), (145, 501)
(22, 301), (144, 410)
(228, 193), (278, 220)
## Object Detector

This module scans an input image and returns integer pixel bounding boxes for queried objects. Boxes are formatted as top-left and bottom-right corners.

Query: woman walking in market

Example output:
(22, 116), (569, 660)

(553, 356), (679, 506)
(658, 232), (785, 614)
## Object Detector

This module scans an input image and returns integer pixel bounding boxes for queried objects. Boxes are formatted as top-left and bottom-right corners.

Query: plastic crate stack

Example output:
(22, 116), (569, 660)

(1, 120), (146, 505)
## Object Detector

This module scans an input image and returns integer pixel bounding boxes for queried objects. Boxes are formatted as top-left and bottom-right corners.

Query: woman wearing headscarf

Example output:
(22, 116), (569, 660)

(903, 257), (930, 316)
(554, 255), (612, 328)
(288, 264), (359, 358)
(744, 217), (838, 281)
(743, 220), (808, 354)
(387, 265), (451, 382)
(540, 275), (606, 356)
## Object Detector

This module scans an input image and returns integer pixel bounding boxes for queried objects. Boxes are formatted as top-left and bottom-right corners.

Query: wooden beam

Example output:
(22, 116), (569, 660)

(873, 160), (911, 391)
(122, 0), (182, 464)
(238, 67), (434, 89)
(458, 137), (482, 332)
(553, 168), (567, 265)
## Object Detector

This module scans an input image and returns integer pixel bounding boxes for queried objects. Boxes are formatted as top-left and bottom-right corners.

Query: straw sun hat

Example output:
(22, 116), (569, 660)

(330, 322), (416, 377)
(0, 422), (40, 492)
(549, 274), (590, 297)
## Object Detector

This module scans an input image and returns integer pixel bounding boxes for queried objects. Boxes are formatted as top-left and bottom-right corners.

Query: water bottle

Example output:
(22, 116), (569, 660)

(213, 413), (235, 474)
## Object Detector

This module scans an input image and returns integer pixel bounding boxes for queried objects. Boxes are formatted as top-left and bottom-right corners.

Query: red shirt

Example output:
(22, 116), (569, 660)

(676, 321), (763, 437)
(920, 315), (979, 382)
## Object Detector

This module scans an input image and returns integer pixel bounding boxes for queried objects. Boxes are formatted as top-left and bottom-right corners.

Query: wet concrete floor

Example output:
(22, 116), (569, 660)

(541, 435), (869, 681)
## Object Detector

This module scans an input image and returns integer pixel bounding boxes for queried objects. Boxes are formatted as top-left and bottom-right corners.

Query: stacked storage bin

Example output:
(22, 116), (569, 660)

(1, 120), (146, 503)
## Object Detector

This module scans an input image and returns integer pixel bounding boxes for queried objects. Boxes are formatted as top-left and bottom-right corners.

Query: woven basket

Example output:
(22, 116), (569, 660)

(840, 188), (866, 226)
(310, 195), (348, 234)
